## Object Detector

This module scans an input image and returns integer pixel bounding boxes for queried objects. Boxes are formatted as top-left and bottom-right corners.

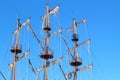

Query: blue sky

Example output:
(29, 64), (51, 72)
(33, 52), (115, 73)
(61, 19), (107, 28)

(0, 0), (120, 80)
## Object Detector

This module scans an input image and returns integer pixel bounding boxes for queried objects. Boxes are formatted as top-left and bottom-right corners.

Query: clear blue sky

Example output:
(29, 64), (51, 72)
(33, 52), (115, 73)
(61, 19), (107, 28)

(0, 0), (120, 80)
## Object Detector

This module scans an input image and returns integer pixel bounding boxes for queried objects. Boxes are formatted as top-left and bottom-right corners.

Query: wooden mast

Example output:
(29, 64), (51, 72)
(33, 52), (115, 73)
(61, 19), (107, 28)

(44, 3), (50, 80)
(36, 3), (62, 80)
(12, 19), (21, 80)
(73, 18), (78, 80)
(10, 18), (30, 80)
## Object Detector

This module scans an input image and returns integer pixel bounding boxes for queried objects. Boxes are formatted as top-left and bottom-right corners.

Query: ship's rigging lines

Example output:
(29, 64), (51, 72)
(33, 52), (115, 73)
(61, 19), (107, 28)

(8, 49), (30, 68)
(66, 38), (90, 52)
(27, 23), (44, 50)
(8, 18), (32, 80)
(12, 17), (31, 35)
(40, 28), (62, 44)
(41, 4), (59, 19)
(3, 3), (93, 80)
(36, 56), (63, 72)
(60, 32), (90, 55)
(59, 63), (67, 80)
(34, 3), (64, 80)
(62, 17), (92, 80)
(0, 71), (6, 80)
(61, 17), (89, 53)
(65, 64), (93, 79)
(60, 32), (73, 58)
(28, 59), (38, 80)
(27, 23), (62, 52)
(66, 17), (87, 32)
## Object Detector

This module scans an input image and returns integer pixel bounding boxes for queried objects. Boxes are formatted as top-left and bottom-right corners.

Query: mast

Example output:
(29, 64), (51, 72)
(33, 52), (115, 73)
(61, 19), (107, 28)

(10, 19), (22, 80)
(65, 18), (90, 80)
(9, 18), (30, 80)
(40, 3), (53, 80)
(44, 60), (48, 80)
(71, 18), (82, 80)
(74, 67), (77, 80)
(35, 3), (62, 80)
(46, 3), (50, 31)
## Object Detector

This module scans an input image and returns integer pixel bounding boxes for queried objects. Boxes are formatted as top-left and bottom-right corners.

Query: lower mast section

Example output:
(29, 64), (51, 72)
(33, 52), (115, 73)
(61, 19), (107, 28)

(44, 60), (48, 80)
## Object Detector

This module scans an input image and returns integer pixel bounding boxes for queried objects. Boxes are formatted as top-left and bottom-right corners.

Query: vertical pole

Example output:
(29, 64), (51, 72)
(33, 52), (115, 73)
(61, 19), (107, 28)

(74, 45), (79, 61)
(12, 53), (16, 80)
(12, 19), (20, 80)
(74, 67), (77, 80)
(46, 37), (49, 53)
(46, 3), (49, 28)
(72, 18), (77, 35)
(15, 19), (20, 46)
(44, 60), (48, 80)
(45, 3), (50, 53)
(73, 18), (79, 61)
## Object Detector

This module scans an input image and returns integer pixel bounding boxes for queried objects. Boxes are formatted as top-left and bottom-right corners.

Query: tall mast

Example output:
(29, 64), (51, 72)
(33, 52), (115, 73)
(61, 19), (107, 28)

(35, 3), (62, 80)
(9, 18), (30, 80)
(40, 3), (53, 80)
(64, 17), (91, 80)
(72, 18), (81, 80)
(45, 3), (50, 52)
(10, 19), (22, 80)
(66, 18), (87, 80)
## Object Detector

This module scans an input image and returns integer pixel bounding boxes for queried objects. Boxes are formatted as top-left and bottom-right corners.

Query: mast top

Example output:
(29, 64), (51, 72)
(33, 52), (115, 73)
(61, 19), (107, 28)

(42, 2), (51, 31)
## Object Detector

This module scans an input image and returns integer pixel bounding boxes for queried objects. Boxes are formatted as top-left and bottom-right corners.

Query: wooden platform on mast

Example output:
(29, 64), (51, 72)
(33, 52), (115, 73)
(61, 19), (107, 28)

(43, 26), (51, 31)
(70, 57), (82, 66)
(10, 44), (22, 53)
(71, 34), (79, 41)
(40, 49), (53, 60)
